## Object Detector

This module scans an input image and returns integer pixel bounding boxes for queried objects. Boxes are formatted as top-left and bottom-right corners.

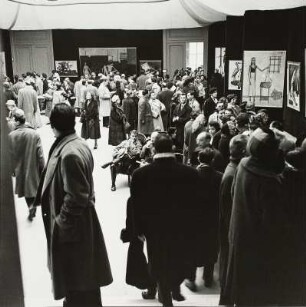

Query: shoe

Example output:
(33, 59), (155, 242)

(27, 207), (36, 222)
(185, 279), (197, 292)
(172, 291), (185, 301)
(94, 145), (98, 149)
(111, 185), (116, 191)
(142, 289), (156, 300)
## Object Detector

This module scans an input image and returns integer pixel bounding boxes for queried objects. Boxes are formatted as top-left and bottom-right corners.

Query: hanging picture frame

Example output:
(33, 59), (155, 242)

(287, 61), (300, 112)
(228, 60), (242, 90)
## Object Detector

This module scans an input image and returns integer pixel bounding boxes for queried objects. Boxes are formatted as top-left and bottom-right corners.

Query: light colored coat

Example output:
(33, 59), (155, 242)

(18, 85), (38, 128)
(9, 123), (45, 198)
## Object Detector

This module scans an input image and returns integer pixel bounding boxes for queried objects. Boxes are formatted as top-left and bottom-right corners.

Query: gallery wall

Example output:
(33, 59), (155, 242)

(52, 29), (163, 79)
(208, 6), (306, 138)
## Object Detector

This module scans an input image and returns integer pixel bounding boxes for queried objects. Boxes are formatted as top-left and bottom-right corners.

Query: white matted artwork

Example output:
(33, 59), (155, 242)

(228, 60), (242, 90)
(55, 60), (78, 77)
(242, 50), (286, 108)
(0, 52), (6, 78)
(215, 47), (226, 77)
(287, 61), (300, 112)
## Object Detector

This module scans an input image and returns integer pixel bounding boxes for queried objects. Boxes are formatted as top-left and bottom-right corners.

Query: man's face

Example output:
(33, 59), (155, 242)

(216, 103), (223, 112)
(180, 94), (187, 104)
(197, 136), (209, 148)
(208, 126), (217, 136)
(212, 91), (218, 98)
(187, 93), (193, 101)
(225, 110), (232, 118)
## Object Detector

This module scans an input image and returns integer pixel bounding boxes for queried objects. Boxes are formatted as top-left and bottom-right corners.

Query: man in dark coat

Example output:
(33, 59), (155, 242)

(172, 92), (192, 152)
(157, 82), (174, 131)
(8, 109), (45, 221)
(122, 90), (138, 132)
(185, 147), (222, 292)
(223, 128), (286, 306)
(138, 89), (154, 136)
(203, 87), (218, 124)
(219, 134), (248, 305)
(34, 103), (113, 307)
(129, 133), (201, 307)
(191, 131), (225, 172)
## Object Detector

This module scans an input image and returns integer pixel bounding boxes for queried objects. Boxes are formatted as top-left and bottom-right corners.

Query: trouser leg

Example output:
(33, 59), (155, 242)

(25, 197), (35, 208)
(110, 165), (117, 188)
(203, 262), (214, 286)
(187, 266), (197, 282)
(157, 280), (173, 307)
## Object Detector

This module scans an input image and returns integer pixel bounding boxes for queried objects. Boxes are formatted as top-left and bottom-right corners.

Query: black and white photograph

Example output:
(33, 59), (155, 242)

(287, 61), (300, 112)
(55, 60), (78, 77)
(1, 1), (306, 307)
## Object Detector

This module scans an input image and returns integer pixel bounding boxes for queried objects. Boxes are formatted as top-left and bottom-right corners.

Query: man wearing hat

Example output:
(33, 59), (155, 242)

(17, 79), (38, 128)
(8, 109), (45, 221)
(122, 89), (138, 132)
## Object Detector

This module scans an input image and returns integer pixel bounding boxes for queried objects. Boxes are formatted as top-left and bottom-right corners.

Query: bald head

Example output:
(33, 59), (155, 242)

(196, 132), (212, 148)
(230, 134), (249, 162)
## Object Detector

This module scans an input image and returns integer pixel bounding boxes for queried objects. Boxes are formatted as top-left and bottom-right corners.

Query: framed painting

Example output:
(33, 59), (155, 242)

(215, 47), (226, 77)
(228, 60), (242, 90)
(79, 47), (137, 77)
(242, 50), (286, 108)
(55, 60), (78, 77)
(287, 61), (300, 112)
(139, 60), (162, 74)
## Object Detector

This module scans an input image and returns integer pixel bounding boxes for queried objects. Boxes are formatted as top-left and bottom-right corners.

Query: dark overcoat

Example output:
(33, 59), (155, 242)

(137, 96), (154, 136)
(196, 164), (222, 265)
(81, 99), (101, 140)
(122, 97), (138, 131)
(37, 134), (113, 300)
(108, 105), (126, 146)
(129, 156), (202, 287)
(280, 160), (306, 305)
(223, 156), (286, 305)
(172, 103), (192, 150)
(9, 123), (45, 198)
(219, 161), (237, 303)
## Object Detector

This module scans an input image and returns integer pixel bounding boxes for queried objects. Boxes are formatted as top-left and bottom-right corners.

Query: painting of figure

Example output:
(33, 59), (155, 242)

(215, 47), (226, 77)
(242, 50), (286, 108)
(287, 62), (300, 112)
(228, 60), (242, 90)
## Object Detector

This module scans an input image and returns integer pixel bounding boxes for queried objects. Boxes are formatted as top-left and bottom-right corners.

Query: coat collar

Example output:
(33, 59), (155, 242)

(153, 153), (175, 160)
(41, 133), (79, 196)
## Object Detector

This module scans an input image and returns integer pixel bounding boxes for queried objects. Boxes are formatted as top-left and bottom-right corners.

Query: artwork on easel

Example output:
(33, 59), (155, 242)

(242, 50), (286, 108)
(228, 60), (242, 90)
(215, 47), (226, 77)
(287, 61), (300, 112)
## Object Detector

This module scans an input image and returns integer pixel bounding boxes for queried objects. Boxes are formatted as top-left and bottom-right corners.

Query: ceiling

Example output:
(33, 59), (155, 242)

(0, 0), (304, 30)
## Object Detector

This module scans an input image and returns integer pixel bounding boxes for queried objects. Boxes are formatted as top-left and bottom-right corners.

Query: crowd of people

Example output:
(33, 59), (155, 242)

(2, 65), (306, 307)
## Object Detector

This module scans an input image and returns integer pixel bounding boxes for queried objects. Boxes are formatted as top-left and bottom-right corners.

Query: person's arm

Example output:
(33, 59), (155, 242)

(33, 92), (38, 113)
(55, 154), (91, 242)
(36, 135), (45, 175)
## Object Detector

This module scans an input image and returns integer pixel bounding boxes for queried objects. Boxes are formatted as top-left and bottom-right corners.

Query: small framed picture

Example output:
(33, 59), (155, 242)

(55, 60), (78, 77)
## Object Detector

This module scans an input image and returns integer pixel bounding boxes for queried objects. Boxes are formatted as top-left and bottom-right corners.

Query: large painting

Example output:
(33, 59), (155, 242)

(215, 47), (226, 77)
(228, 60), (242, 90)
(79, 47), (137, 77)
(139, 60), (162, 74)
(55, 60), (78, 77)
(287, 61), (300, 112)
(242, 50), (286, 108)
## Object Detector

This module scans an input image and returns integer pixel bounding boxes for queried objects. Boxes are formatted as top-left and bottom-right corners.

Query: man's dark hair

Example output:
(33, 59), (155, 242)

(50, 103), (75, 132)
(153, 133), (173, 153)
(209, 87), (217, 95)
(270, 120), (284, 131)
(142, 89), (149, 96)
(198, 147), (214, 165)
(166, 82), (173, 89)
(42, 73), (47, 78)
(236, 112), (249, 128)
(13, 111), (26, 125)
(208, 121), (221, 131)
